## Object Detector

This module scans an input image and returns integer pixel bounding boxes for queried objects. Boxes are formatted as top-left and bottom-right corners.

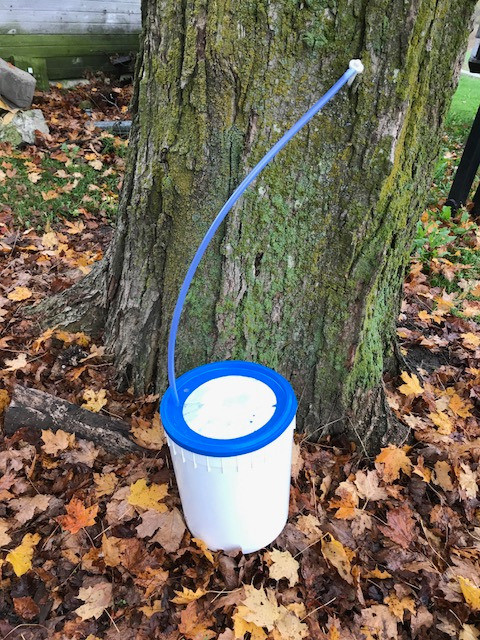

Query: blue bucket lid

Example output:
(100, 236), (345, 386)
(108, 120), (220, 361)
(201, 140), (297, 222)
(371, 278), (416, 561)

(160, 361), (297, 457)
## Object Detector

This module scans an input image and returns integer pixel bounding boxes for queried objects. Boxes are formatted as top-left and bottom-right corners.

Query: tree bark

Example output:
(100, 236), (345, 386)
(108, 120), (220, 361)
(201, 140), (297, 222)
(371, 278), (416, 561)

(36, 0), (475, 451)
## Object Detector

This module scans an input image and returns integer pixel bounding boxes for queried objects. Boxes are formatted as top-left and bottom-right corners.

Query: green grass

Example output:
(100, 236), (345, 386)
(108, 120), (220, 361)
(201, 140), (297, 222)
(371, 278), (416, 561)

(0, 138), (127, 227)
(447, 74), (480, 128)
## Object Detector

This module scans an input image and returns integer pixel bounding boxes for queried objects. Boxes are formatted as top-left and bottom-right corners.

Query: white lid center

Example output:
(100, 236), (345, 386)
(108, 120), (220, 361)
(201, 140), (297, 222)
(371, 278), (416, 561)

(182, 375), (277, 439)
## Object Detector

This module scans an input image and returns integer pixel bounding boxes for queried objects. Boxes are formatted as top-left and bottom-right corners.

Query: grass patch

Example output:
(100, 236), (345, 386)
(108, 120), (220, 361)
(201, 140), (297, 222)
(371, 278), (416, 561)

(0, 136), (127, 228)
(447, 73), (480, 128)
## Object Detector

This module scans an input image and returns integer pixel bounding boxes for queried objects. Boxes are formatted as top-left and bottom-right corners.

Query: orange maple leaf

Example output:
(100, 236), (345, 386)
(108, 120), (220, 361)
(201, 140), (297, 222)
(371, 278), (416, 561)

(57, 498), (98, 534)
(375, 445), (412, 483)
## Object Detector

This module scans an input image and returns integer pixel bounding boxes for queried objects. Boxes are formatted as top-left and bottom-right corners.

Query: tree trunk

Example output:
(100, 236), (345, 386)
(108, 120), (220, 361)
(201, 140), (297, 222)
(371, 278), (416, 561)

(37, 0), (475, 451)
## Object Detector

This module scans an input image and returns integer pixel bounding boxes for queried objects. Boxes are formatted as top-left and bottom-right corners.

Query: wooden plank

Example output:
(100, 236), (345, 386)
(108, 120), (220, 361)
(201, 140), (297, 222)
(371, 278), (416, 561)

(0, 34), (139, 59)
(3, 1), (139, 10)
(0, 34), (139, 46)
(2, 4), (139, 12)
(1, 23), (141, 36)
(4, 386), (144, 456)
(0, 11), (141, 35)
(1, 8), (139, 16)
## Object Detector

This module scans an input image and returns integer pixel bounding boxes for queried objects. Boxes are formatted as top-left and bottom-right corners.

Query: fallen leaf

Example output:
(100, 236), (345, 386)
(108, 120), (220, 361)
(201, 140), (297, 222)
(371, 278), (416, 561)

(101, 534), (122, 567)
(179, 601), (216, 640)
(64, 219), (85, 234)
(81, 547), (101, 572)
(41, 429), (75, 455)
(354, 469), (388, 501)
(135, 566), (169, 598)
(10, 494), (51, 525)
(433, 460), (454, 491)
(7, 286), (32, 301)
(192, 537), (215, 563)
(398, 371), (424, 396)
(379, 505), (416, 550)
(265, 548), (299, 586)
(385, 593), (416, 620)
(285, 603), (306, 619)
(352, 511), (373, 537)
(272, 609), (309, 640)
(150, 507), (186, 552)
(460, 624), (480, 640)
(0, 389), (9, 413)
(459, 576), (480, 611)
(89, 159), (103, 171)
(327, 621), (341, 640)
(291, 441), (304, 480)
(462, 332), (480, 349)
(411, 606), (434, 637)
(131, 414), (166, 450)
(27, 172), (42, 183)
(233, 615), (267, 640)
(364, 567), (392, 579)
(449, 393), (472, 418)
(329, 480), (359, 519)
(13, 596), (40, 620)
(0, 519), (12, 545)
(171, 587), (207, 604)
(234, 585), (308, 640)
(57, 498), (98, 534)
(139, 600), (163, 618)
(3, 353), (28, 372)
(128, 478), (168, 512)
(295, 514), (322, 543)
(93, 472), (117, 498)
(6, 532), (41, 576)
(136, 509), (166, 538)
(459, 464), (477, 499)
(375, 445), (412, 482)
(235, 585), (280, 630)
(105, 486), (135, 525)
(63, 439), (98, 467)
(82, 388), (107, 412)
(321, 534), (354, 584)
(40, 232), (58, 250)
(41, 190), (60, 201)
(418, 310), (430, 322)
(55, 330), (91, 347)
(75, 582), (113, 620)
(360, 605), (398, 640)
(428, 411), (453, 435)
(413, 456), (431, 483)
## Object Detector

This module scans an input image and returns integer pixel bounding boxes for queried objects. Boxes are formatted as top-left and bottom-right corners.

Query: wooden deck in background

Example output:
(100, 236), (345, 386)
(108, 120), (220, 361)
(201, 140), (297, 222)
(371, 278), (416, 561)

(0, 0), (141, 88)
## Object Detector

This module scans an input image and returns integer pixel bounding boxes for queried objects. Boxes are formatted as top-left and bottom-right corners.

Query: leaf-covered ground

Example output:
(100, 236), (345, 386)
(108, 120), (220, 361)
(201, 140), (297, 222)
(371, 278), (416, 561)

(1, 84), (480, 640)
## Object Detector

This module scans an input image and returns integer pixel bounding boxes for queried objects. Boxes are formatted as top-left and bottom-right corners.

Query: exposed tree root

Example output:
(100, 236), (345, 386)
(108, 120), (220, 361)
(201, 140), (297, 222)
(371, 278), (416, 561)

(26, 256), (110, 336)
(348, 384), (410, 455)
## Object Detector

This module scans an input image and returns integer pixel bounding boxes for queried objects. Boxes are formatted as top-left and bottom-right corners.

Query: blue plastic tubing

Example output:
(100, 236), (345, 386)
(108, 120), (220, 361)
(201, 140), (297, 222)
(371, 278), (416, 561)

(167, 65), (358, 404)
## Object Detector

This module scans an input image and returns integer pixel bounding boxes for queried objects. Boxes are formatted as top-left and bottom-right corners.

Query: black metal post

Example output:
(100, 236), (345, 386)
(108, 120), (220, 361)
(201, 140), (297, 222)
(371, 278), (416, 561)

(472, 176), (480, 215)
(446, 104), (480, 210)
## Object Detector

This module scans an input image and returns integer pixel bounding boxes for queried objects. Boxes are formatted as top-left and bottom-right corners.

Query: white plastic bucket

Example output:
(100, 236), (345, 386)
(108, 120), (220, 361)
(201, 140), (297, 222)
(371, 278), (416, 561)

(160, 361), (297, 553)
